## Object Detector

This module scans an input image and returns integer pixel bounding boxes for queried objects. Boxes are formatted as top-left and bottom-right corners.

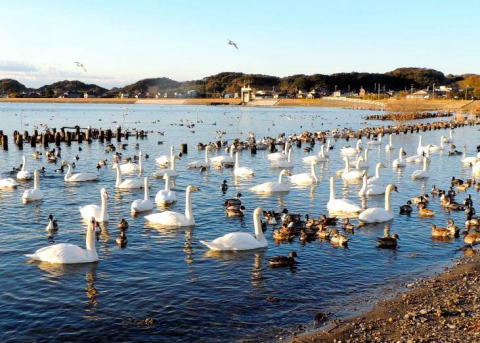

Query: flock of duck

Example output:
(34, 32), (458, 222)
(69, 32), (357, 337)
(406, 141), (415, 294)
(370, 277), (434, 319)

(2, 119), (480, 268)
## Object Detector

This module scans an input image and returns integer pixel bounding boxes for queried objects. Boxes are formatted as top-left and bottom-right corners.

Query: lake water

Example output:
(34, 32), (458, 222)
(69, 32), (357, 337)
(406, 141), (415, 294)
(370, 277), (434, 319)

(0, 103), (477, 342)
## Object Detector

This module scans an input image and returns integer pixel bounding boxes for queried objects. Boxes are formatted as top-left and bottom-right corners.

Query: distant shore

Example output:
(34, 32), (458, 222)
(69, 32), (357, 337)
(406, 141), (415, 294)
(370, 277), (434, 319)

(291, 251), (480, 343)
(0, 97), (478, 113)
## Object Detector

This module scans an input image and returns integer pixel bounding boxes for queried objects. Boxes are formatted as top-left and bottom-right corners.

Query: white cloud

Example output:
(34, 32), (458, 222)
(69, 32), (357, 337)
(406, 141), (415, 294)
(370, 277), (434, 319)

(0, 60), (39, 72)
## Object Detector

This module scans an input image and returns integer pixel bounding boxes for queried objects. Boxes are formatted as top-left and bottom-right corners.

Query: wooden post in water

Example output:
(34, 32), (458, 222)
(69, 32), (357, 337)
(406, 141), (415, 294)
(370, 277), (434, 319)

(116, 126), (122, 142)
(16, 134), (23, 150)
(66, 131), (72, 146)
(1, 134), (8, 151)
(55, 132), (61, 146)
(31, 132), (37, 148)
(42, 133), (49, 148)
(99, 130), (105, 143)
(106, 129), (112, 142)
(181, 143), (188, 154)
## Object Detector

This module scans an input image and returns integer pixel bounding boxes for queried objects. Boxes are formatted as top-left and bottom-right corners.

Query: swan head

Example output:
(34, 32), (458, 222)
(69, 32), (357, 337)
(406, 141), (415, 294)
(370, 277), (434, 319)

(378, 163), (387, 169)
(388, 184), (399, 193)
(280, 169), (292, 176)
(101, 188), (109, 199)
(89, 218), (97, 230)
(254, 207), (264, 217)
(188, 185), (200, 192)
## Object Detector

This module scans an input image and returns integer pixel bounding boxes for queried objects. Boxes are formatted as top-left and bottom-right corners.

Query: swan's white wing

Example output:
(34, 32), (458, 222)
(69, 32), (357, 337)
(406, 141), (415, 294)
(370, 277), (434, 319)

(68, 173), (97, 182)
(118, 179), (144, 189)
(145, 211), (188, 226)
(328, 199), (361, 213)
(79, 205), (101, 219)
(359, 208), (392, 223)
(155, 190), (177, 203)
(201, 232), (266, 251)
(131, 199), (153, 212)
(26, 243), (90, 264)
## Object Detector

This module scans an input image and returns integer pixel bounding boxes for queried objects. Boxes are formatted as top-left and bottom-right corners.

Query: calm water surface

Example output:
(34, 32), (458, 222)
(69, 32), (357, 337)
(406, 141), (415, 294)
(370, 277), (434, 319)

(0, 103), (477, 342)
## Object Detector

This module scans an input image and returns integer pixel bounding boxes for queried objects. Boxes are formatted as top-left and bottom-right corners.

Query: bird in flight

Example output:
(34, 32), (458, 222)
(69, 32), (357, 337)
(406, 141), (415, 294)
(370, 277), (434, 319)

(227, 40), (238, 50)
(74, 62), (87, 73)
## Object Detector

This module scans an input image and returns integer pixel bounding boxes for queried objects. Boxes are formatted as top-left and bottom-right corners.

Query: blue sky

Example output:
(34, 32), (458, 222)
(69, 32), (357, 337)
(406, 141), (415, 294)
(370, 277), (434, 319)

(0, 0), (479, 88)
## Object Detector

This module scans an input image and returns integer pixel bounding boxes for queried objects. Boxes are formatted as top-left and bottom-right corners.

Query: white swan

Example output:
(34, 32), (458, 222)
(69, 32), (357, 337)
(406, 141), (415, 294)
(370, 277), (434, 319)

(17, 155), (32, 180)
(341, 156), (364, 181)
(25, 219), (98, 264)
(327, 177), (361, 215)
(443, 129), (454, 143)
(461, 145), (478, 165)
(131, 177), (154, 213)
(367, 134), (382, 147)
(267, 141), (289, 161)
(428, 136), (445, 153)
(359, 184), (397, 223)
(114, 162), (144, 189)
(302, 145), (326, 165)
(272, 148), (294, 168)
(356, 149), (369, 169)
(290, 162), (318, 185)
(210, 145), (234, 167)
(233, 151), (254, 177)
(392, 147), (406, 168)
(200, 207), (268, 251)
(411, 157), (429, 180)
(416, 135), (426, 155)
(114, 151), (143, 174)
(341, 139), (362, 157)
(154, 174), (177, 205)
(0, 177), (18, 188)
(156, 146), (175, 167)
(384, 134), (394, 151)
(152, 155), (179, 178)
(79, 188), (109, 222)
(22, 170), (43, 203)
(359, 174), (384, 196)
(64, 162), (97, 182)
(367, 162), (386, 185)
(250, 169), (291, 193)
(145, 185), (199, 226)
(188, 146), (211, 169)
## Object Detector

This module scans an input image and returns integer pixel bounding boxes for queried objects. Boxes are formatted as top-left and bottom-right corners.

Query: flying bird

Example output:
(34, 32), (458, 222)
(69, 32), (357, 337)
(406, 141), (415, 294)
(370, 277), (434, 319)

(74, 62), (87, 73)
(227, 40), (238, 50)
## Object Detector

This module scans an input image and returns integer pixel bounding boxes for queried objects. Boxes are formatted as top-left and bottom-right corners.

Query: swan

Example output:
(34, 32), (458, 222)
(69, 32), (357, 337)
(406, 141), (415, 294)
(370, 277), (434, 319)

(145, 185), (199, 226)
(359, 184), (398, 223)
(367, 163), (386, 185)
(131, 177), (154, 213)
(472, 161), (480, 178)
(356, 149), (369, 169)
(114, 162), (144, 189)
(156, 146), (175, 167)
(289, 162), (318, 185)
(152, 155), (179, 178)
(233, 151), (254, 177)
(79, 188), (109, 222)
(341, 139), (362, 157)
(64, 162), (97, 182)
(114, 151), (143, 174)
(327, 177), (361, 215)
(0, 177), (18, 188)
(411, 157), (429, 180)
(22, 170), (43, 203)
(416, 135), (426, 155)
(154, 173), (177, 205)
(25, 219), (98, 264)
(200, 207), (267, 251)
(443, 129), (454, 143)
(428, 136), (445, 153)
(302, 145), (326, 164)
(267, 141), (289, 161)
(384, 134), (394, 151)
(17, 155), (32, 180)
(272, 148), (294, 168)
(188, 146), (211, 169)
(210, 145), (234, 167)
(367, 134), (382, 147)
(341, 156), (364, 181)
(250, 169), (291, 193)
(392, 147), (406, 168)
(359, 174), (385, 196)
(461, 145), (478, 165)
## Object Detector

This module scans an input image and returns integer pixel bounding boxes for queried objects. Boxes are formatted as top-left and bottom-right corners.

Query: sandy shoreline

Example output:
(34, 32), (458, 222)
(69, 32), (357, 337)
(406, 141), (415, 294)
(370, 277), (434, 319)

(289, 250), (480, 343)
(0, 98), (478, 113)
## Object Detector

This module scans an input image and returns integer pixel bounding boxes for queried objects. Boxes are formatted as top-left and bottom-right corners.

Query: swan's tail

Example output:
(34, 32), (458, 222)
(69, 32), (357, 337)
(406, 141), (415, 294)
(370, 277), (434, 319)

(199, 240), (217, 250)
(24, 254), (36, 259)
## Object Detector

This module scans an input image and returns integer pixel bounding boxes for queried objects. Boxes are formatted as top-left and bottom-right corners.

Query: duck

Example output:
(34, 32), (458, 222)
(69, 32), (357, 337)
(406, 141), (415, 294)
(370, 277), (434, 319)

(0, 177), (19, 188)
(327, 177), (362, 215)
(154, 173), (177, 205)
(131, 177), (154, 213)
(118, 218), (129, 230)
(221, 180), (228, 192)
(22, 170), (44, 203)
(289, 162), (319, 186)
(392, 147), (406, 168)
(79, 188), (109, 222)
(25, 219), (98, 264)
(116, 229), (128, 248)
(16, 156), (32, 180)
(342, 218), (355, 232)
(268, 251), (297, 267)
(64, 162), (98, 182)
(113, 162), (144, 189)
(233, 151), (254, 177)
(465, 216), (480, 228)
(145, 185), (200, 226)
(412, 194), (429, 205)
(358, 184), (398, 223)
(411, 157), (429, 180)
(250, 169), (291, 193)
(317, 225), (331, 240)
(431, 220), (458, 238)
(377, 227), (399, 248)
(226, 205), (245, 217)
(45, 214), (59, 233)
(187, 146), (211, 169)
(418, 203), (435, 217)
(330, 229), (349, 246)
(273, 225), (295, 241)
(399, 200), (413, 214)
(200, 207), (267, 251)
(464, 232), (480, 245)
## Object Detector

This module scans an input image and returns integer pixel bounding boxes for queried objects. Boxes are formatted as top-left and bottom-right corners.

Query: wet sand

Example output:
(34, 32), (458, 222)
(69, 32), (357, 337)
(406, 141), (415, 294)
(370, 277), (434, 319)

(291, 250), (480, 343)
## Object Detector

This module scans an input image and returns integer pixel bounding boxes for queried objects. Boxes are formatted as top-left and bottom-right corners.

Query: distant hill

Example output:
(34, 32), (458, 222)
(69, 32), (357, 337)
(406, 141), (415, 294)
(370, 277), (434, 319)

(1, 68), (476, 98)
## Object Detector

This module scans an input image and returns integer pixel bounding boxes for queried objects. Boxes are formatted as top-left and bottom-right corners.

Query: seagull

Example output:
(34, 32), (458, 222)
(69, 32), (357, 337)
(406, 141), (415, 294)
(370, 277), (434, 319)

(227, 40), (238, 50)
(74, 62), (87, 73)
